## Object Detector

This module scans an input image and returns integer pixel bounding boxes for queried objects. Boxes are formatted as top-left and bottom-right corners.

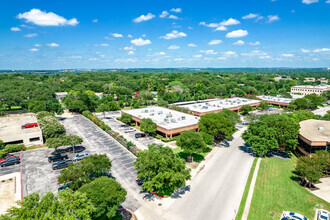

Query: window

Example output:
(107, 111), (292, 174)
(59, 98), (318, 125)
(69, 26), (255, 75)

(29, 137), (40, 142)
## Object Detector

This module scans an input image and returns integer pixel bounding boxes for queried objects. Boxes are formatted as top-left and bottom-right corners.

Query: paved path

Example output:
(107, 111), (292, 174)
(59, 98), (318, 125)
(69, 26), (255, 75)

(312, 106), (330, 116)
(61, 115), (154, 211)
(242, 157), (261, 220)
(136, 126), (255, 220)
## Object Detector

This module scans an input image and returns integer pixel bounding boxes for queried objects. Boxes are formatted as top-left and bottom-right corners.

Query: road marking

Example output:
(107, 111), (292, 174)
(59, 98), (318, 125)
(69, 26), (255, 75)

(20, 151), (23, 201)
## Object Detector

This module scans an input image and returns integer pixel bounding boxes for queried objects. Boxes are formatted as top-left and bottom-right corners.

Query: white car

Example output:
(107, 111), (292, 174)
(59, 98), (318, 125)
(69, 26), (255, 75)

(72, 152), (89, 161)
(281, 211), (309, 220)
(317, 209), (330, 220)
(124, 128), (136, 133)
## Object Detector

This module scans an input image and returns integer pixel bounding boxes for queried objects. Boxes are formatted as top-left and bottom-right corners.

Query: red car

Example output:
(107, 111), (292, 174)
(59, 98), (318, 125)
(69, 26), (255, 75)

(0, 153), (20, 163)
(21, 123), (38, 129)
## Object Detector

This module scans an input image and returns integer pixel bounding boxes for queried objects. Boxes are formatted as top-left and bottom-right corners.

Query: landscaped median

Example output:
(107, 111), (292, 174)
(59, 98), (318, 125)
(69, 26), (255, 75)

(244, 157), (330, 220)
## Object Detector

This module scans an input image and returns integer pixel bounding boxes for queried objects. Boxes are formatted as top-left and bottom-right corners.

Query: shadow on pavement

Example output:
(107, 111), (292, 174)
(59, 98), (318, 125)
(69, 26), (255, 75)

(170, 185), (191, 199)
(239, 143), (256, 157)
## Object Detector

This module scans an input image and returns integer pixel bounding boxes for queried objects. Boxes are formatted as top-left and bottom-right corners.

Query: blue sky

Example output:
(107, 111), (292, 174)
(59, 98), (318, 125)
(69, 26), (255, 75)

(0, 0), (330, 69)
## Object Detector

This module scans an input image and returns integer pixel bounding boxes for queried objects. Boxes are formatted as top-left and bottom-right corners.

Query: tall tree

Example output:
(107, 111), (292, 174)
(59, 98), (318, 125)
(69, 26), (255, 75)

(295, 156), (324, 188)
(176, 130), (207, 161)
(79, 177), (127, 219)
(140, 118), (157, 136)
(134, 144), (191, 195)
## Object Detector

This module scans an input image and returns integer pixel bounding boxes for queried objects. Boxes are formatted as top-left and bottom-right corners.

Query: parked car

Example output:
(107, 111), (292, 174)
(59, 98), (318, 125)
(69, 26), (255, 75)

(21, 123), (38, 129)
(66, 146), (85, 153)
(281, 211), (309, 220)
(0, 153), (20, 163)
(50, 148), (68, 155)
(58, 183), (71, 191)
(1, 157), (20, 167)
(90, 172), (115, 179)
(48, 154), (68, 163)
(72, 152), (89, 161)
(52, 160), (68, 170)
(135, 133), (146, 138)
(317, 209), (330, 220)
(124, 128), (136, 133)
(136, 178), (144, 186)
(120, 124), (129, 128)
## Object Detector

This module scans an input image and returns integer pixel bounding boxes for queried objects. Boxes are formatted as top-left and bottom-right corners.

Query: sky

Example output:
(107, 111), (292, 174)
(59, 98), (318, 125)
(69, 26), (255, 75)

(0, 0), (330, 69)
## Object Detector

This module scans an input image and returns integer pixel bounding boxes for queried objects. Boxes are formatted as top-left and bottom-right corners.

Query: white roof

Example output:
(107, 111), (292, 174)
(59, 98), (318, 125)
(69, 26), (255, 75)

(181, 98), (260, 113)
(257, 95), (294, 103)
(122, 106), (199, 130)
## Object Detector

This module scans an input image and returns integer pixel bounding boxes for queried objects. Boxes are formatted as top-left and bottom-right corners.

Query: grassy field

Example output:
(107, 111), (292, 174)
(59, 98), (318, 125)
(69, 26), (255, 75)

(248, 157), (330, 220)
(172, 145), (214, 163)
(235, 157), (258, 220)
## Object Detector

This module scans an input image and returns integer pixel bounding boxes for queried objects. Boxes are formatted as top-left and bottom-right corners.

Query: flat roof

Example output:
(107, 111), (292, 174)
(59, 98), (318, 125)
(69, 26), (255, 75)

(257, 95), (293, 103)
(0, 114), (42, 143)
(172, 98), (219, 106)
(299, 119), (330, 143)
(122, 106), (199, 130)
(179, 98), (260, 113)
(292, 85), (329, 89)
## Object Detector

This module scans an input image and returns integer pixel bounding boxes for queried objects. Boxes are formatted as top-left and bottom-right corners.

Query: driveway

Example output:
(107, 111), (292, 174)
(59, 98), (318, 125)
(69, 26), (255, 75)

(136, 126), (255, 220)
(60, 114), (152, 211)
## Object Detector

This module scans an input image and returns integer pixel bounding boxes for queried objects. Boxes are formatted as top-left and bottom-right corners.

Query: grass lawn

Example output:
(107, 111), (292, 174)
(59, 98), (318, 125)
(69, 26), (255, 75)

(235, 157), (258, 220)
(248, 157), (330, 220)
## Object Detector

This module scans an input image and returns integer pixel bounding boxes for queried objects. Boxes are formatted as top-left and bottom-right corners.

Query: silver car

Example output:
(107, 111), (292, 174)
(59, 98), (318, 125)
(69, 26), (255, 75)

(72, 152), (89, 161)
(317, 209), (330, 220)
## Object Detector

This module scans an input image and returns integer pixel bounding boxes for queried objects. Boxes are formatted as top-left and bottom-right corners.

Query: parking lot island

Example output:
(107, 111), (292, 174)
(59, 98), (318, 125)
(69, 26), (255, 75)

(122, 107), (200, 138)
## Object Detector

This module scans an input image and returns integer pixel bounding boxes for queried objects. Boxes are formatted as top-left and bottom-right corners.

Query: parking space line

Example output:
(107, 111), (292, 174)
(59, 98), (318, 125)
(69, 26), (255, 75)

(74, 116), (137, 179)
(20, 151), (23, 201)
(44, 149), (59, 187)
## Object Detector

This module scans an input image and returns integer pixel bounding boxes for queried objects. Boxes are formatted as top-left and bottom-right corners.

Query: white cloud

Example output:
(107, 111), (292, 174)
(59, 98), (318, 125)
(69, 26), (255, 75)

(168, 45), (180, 49)
(160, 11), (169, 18)
(313, 48), (330, 52)
(127, 34), (133, 38)
(220, 18), (240, 26)
(233, 40), (245, 45)
(241, 50), (267, 56)
(155, 52), (166, 56)
(123, 46), (135, 50)
(46, 42), (59, 47)
(34, 44), (42, 47)
(326, 0), (330, 3)
(104, 36), (111, 40)
(215, 26), (227, 31)
(95, 43), (109, 47)
(169, 15), (179, 19)
(24, 33), (37, 38)
(259, 55), (271, 59)
(128, 51), (134, 55)
(223, 51), (237, 56)
(29, 48), (39, 52)
(141, 34), (147, 37)
(170, 8), (182, 13)
(17, 9), (78, 26)
(199, 22), (220, 28)
(133, 13), (155, 23)
(242, 13), (258, 19)
(174, 58), (184, 61)
(208, 40), (223, 45)
(226, 29), (248, 38)
(267, 15), (280, 23)
(301, 49), (310, 53)
(89, 58), (97, 61)
(112, 33), (123, 38)
(11, 27), (21, 31)
(282, 53), (294, 57)
(69, 55), (82, 59)
(131, 38), (152, 46)
(200, 50), (217, 55)
(193, 54), (202, 58)
(188, 26), (193, 30)
(92, 19), (98, 23)
(188, 43), (197, 47)
(160, 30), (187, 39)
(249, 41), (261, 46)
(114, 58), (138, 63)
(302, 0), (318, 4)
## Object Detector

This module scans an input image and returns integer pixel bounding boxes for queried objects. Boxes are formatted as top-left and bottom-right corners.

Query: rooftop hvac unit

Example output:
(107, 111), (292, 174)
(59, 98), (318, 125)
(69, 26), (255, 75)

(142, 110), (149, 113)
(150, 113), (154, 116)
(158, 111), (163, 115)
(164, 118), (170, 123)
(220, 101), (223, 104)
(202, 106), (208, 109)
(195, 117), (198, 119)
(193, 105), (197, 108)
(242, 100), (247, 102)
(150, 110), (154, 112)
(171, 118), (177, 123)
(138, 115), (142, 117)
(199, 104), (201, 106)
(213, 104), (216, 107)
(181, 116), (186, 120)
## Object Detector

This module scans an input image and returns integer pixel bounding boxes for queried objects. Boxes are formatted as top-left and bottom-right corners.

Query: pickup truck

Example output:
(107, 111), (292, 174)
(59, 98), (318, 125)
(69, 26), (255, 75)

(48, 154), (68, 163)
(21, 123), (38, 129)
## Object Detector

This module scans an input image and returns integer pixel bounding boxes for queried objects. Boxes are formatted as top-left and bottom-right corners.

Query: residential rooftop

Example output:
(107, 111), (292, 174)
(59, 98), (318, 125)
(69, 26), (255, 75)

(122, 106), (200, 130)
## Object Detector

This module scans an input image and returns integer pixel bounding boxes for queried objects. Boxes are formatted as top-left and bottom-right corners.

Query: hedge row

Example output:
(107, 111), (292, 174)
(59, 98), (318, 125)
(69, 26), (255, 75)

(82, 111), (111, 132)
(0, 144), (26, 158)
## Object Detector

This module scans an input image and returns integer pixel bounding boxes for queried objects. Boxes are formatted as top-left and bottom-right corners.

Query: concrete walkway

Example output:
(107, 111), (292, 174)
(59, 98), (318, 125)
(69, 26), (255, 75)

(242, 157), (261, 220)
(311, 177), (330, 203)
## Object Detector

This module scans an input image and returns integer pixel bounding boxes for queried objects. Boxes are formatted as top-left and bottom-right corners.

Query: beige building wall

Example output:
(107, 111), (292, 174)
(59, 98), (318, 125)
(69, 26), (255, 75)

(291, 86), (330, 96)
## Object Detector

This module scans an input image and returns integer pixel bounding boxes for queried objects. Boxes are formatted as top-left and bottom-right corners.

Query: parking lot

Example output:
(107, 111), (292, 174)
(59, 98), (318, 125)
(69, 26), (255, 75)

(60, 114), (152, 211)
(96, 112), (174, 150)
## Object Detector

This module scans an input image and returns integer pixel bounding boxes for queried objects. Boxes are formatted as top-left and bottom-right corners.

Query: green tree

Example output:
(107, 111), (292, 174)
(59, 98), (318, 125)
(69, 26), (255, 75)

(140, 118), (157, 136)
(198, 113), (236, 142)
(219, 109), (241, 123)
(305, 93), (324, 109)
(134, 144), (191, 195)
(36, 111), (55, 120)
(79, 177), (127, 219)
(176, 131), (207, 161)
(120, 113), (133, 124)
(46, 137), (63, 151)
(62, 134), (83, 153)
(200, 132), (214, 145)
(39, 117), (66, 139)
(259, 100), (269, 110)
(95, 103), (110, 119)
(1, 190), (95, 219)
(58, 154), (112, 190)
(0, 139), (4, 150)
(157, 99), (169, 108)
(241, 105), (253, 115)
(295, 156), (324, 188)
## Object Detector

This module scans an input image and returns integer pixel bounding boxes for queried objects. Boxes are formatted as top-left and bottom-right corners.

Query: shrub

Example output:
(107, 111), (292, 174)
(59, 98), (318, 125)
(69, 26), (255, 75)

(5, 144), (26, 153)
(101, 124), (111, 131)
(126, 141), (134, 148)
